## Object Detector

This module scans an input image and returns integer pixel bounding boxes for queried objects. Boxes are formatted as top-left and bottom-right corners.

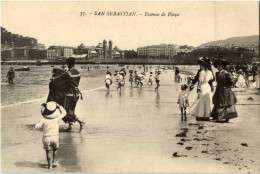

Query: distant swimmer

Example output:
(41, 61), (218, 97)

(6, 67), (15, 84)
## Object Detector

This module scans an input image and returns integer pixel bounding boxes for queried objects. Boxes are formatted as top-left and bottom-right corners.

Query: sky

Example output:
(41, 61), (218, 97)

(1, 1), (259, 50)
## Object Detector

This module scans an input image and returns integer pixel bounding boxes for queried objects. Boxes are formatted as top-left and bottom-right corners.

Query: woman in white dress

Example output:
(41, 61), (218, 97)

(190, 58), (214, 121)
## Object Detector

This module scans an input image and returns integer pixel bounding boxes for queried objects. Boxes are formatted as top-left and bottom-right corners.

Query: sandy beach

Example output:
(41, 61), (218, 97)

(1, 67), (260, 173)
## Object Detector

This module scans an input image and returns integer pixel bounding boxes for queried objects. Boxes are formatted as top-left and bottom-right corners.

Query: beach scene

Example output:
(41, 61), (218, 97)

(1, 1), (259, 173)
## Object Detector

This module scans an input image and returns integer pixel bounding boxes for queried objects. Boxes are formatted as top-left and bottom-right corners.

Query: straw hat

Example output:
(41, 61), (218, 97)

(41, 102), (61, 119)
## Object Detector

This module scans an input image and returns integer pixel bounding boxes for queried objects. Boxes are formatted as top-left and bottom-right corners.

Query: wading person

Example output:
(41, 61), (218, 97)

(177, 84), (190, 121)
(6, 67), (15, 84)
(53, 57), (84, 132)
(129, 70), (134, 86)
(190, 58), (214, 121)
(115, 71), (123, 91)
(35, 102), (66, 169)
(105, 71), (112, 90)
(148, 72), (154, 85)
(139, 72), (146, 88)
(211, 59), (238, 122)
(155, 70), (161, 91)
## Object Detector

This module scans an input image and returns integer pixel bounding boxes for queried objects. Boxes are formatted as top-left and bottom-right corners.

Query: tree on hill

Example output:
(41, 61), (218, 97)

(1, 27), (38, 47)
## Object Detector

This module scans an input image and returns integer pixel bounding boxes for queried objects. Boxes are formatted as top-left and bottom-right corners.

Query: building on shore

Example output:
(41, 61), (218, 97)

(47, 46), (74, 60)
(1, 41), (14, 60)
(1, 41), (47, 60)
(137, 44), (179, 59)
(73, 40), (124, 59)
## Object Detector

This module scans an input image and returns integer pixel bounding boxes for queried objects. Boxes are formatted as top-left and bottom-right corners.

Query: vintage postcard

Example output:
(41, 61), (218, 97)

(1, 1), (259, 173)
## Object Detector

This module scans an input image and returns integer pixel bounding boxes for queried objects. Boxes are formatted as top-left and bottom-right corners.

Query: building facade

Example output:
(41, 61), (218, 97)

(73, 40), (124, 59)
(137, 44), (178, 58)
(48, 46), (74, 59)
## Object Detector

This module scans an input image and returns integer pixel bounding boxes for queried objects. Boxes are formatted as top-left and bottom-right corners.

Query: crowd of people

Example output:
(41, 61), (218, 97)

(176, 57), (258, 122)
(31, 56), (259, 169)
(104, 67), (162, 91)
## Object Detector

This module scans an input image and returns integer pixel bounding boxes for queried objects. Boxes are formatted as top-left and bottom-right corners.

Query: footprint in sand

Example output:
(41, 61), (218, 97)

(186, 146), (193, 150)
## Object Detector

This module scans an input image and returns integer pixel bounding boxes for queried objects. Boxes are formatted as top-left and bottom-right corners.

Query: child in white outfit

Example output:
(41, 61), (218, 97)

(177, 84), (190, 120)
(35, 102), (66, 169)
(105, 71), (112, 90)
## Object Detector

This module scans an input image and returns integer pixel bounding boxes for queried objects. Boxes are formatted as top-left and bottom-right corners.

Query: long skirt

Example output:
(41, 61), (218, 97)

(211, 105), (238, 122)
(62, 96), (79, 124)
(190, 92), (212, 120)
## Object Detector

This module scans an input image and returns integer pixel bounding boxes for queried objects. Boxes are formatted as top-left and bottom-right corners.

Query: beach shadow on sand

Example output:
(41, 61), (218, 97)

(15, 162), (48, 169)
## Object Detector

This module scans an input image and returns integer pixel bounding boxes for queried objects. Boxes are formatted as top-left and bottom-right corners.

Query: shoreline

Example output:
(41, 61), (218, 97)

(1, 67), (260, 173)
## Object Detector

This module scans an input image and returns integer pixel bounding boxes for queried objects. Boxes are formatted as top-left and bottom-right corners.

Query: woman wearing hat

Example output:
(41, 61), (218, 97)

(193, 57), (216, 92)
(190, 58), (214, 121)
(211, 59), (238, 122)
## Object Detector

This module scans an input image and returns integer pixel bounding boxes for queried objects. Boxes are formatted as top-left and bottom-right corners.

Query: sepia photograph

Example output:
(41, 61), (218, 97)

(1, 1), (259, 173)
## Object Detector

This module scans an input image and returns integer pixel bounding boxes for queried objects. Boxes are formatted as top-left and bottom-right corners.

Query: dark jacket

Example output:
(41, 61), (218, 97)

(213, 70), (237, 106)
(7, 70), (15, 78)
(53, 67), (81, 96)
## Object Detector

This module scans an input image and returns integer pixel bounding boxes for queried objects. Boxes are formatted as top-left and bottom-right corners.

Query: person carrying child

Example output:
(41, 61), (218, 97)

(35, 102), (67, 169)
(105, 71), (112, 90)
(177, 84), (190, 121)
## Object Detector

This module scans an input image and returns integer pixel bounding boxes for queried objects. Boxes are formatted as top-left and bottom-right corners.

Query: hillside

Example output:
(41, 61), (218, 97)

(199, 35), (259, 48)
(1, 27), (38, 47)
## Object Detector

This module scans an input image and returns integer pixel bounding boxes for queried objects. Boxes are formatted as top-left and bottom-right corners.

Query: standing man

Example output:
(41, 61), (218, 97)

(53, 57), (84, 132)
(7, 67), (15, 84)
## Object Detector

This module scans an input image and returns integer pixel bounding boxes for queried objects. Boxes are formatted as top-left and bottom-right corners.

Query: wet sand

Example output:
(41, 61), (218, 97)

(1, 68), (260, 173)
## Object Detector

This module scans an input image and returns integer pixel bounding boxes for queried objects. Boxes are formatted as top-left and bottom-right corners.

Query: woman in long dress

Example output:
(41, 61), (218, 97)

(211, 59), (238, 122)
(190, 58), (214, 121)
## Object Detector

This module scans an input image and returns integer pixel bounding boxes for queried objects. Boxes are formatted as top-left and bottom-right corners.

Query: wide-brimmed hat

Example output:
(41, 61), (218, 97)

(41, 102), (61, 119)
(129, 70), (133, 73)
(150, 72), (153, 74)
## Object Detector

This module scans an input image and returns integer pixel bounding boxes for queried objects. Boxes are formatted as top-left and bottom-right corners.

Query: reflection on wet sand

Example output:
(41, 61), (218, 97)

(59, 132), (82, 172)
